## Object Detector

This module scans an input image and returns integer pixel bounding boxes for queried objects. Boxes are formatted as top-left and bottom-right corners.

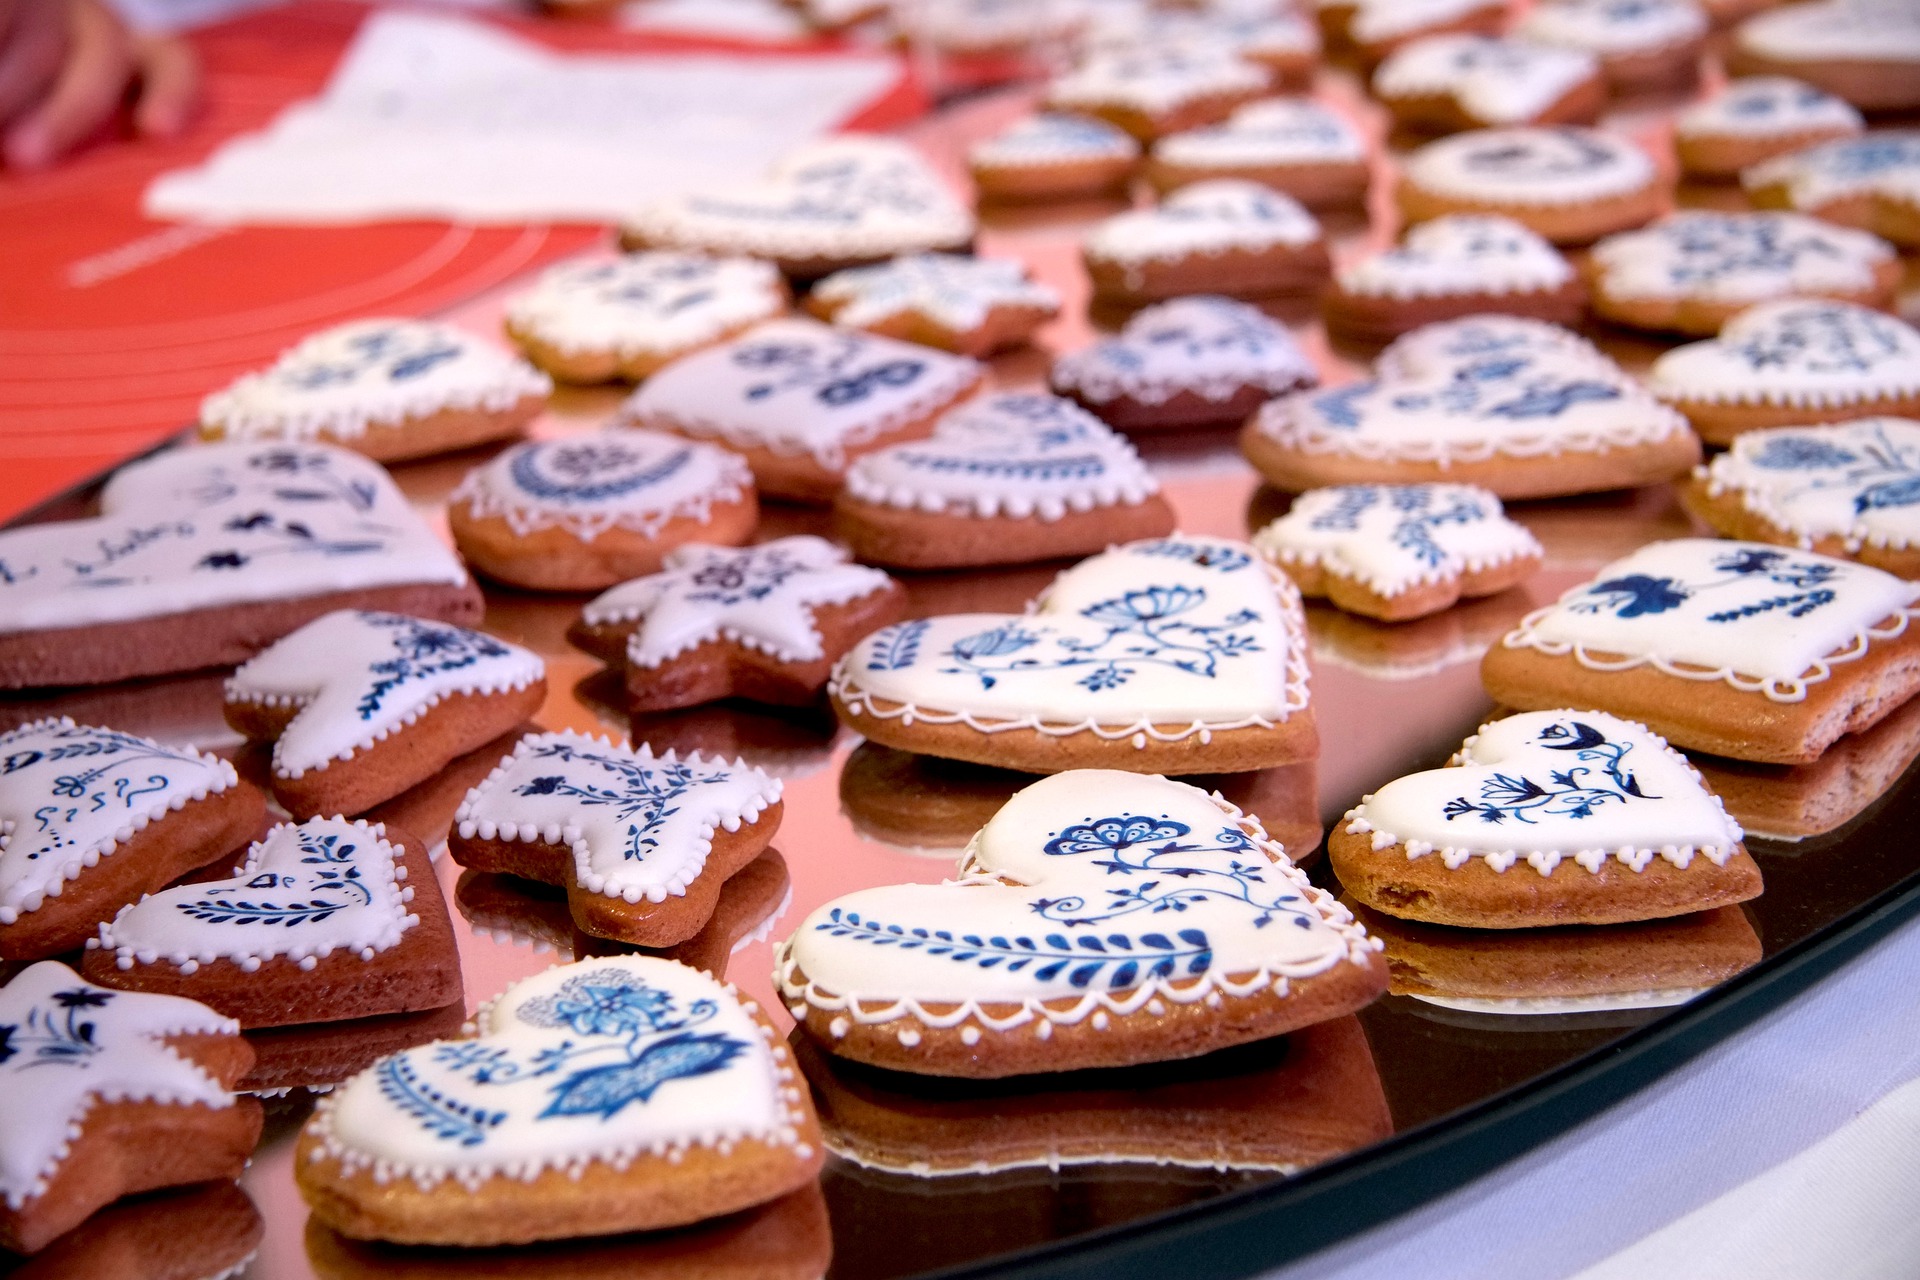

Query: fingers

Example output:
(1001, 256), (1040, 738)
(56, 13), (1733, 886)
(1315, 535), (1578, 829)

(3, 0), (132, 169)
(132, 30), (195, 138)
(0, 0), (70, 129)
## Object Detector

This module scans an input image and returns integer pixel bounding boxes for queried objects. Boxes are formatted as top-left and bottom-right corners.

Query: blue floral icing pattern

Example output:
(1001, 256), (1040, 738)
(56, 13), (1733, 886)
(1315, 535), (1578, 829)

(730, 330), (928, 409)
(351, 612), (516, 721)
(278, 326), (464, 391)
(1304, 484), (1498, 569)
(507, 438), (693, 503)
(1443, 720), (1656, 825)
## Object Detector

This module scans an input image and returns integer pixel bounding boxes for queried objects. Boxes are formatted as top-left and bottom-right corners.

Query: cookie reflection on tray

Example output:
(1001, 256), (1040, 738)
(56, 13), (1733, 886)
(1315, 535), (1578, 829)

(1349, 900), (1762, 1025)
(303, 1183), (830, 1280)
(838, 741), (1324, 860)
(0, 1181), (262, 1280)
(575, 670), (843, 779)
(0, 670), (238, 748)
(1302, 589), (1540, 682)
(794, 1015), (1388, 1177)
(452, 848), (792, 980)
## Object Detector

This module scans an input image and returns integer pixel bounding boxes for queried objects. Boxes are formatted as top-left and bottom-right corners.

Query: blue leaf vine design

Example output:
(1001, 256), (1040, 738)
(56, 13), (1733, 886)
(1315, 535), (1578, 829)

(1443, 720), (1658, 825)
(814, 909), (1213, 990)
(355, 614), (512, 721)
(510, 741), (722, 863)
(865, 618), (930, 671)
(176, 827), (375, 926)
(0, 987), (116, 1070)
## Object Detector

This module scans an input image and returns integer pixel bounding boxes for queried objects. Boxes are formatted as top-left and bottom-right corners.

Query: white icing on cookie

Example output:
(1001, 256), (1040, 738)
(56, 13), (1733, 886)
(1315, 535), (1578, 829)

(894, 0), (1091, 51)
(1153, 98), (1368, 168)
(581, 536), (893, 668)
(1677, 76), (1863, 142)
(1517, 0), (1706, 57)
(1647, 300), (1920, 410)
(618, 318), (983, 473)
(1046, 42), (1270, 117)
(1341, 0), (1507, 44)
(200, 320), (550, 444)
(843, 392), (1160, 520)
(455, 732), (780, 904)
(448, 428), (753, 541)
(1255, 315), (1689, 463)
(1737, 0), (1920, 64)
(1743, 132), (1920, 210)
(969, 112), (1142, 170)
(1253, 483), (1542, 597)
(1402, 126), (1656, 205)
(621, 136), (975, 265)
(1245, 11), (1323, 60)
(1337, 214), (1574, 298)
(92, 818), (417, 974)
(1499, 537), (1920, 700)
(1698, 418), (1920, 553)
(1085, 181), (1323, 271)
(1342, 711), (1742, 875)
(503, 252), (785, 361)
(0, 719), (240, 927)
(777, 771), (1378, 1038)
(224, 611), (544, 779)
(0, 442), (468, 636)
(832, 536), (1311, 745)
(1373, 35), (1599, 126)
(1412, 987), (1707, 1013)
(0, 961), (240, 1210)
(308, 956), (809, 1190)
(810, 254), (1061, 334)
(1051, 296), (1317, 407)
(1591, 211), (1893, 304)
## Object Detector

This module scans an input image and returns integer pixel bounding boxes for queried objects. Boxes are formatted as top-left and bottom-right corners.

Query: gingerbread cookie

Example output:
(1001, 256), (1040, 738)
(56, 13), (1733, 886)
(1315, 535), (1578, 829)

(1324, 214), (1584, 343)
(616, 318), (983, 503)
(0, 962), (262, 1255)
(1253, 484), (1543, 622)
(794, 1015), (1389, 1176)
(1244, 315), (1699, 498)
(296, 956), (822, 1245)
(1146, 98), (1370, 206)
(1044, 43), (1272, 141)
(1319, 0), (1509, 63)
(1481, 538), (1920, 763)
(805, 253), (1062, 357)
(1743, 132), (1920, 250)
(1646, 300), (1920, 444)
(967, 112), (1141, 202)
(1516, 0), (1708, 94)
(222, 611), (545, 819)
(503, 252), (788, 384)
(834, 393), (1175, 568)
(1397, 125), (1668, 244)
(1675, 76), (1863, 180)
(0, 719), (262, 962)
(1682, 418), (1920, 578)
(241, 999), (470, 1098)
(1729, 0), (1920, 110)
(621, 136), (975, 279)
(0, 442), (480, 689)
(450, 732), (781, 946)
(1586, 211), (1899, 337)
(778, 770), (1385, 1076)
(1242, 11), (1327, 87)
(831, 535), (1317, 773)
(10, 1181), (261, 1280)
(447, 429), (757, 591)
(1083, 179), (1330, 305)
(82, 817), (461, 1028)
(199, 320), (550, 464)
(1052, 295), (1318, 431)
(1372, 35), (1605, 132)
(1350, 901), (1762, 1013)
(1332, 710), (1762, 927)
(569, 536), (904, 711)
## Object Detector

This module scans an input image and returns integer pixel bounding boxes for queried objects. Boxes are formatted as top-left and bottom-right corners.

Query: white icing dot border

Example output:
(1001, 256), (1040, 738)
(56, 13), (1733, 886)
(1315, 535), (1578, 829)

(1251, 496), (1544, 598)
(448, 434), (755, 542)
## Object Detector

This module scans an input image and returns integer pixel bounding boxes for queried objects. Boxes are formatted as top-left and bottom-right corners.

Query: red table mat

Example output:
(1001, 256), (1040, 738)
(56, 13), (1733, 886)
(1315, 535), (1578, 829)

(0, 0), (921, 521)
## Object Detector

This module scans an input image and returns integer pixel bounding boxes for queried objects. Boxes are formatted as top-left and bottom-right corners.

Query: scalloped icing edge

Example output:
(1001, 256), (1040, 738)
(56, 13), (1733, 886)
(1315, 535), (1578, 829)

(0, 718), (242, 926)
(202, 361), (552, 444)
(1341, 712), (1743, 875)
(452, 733), (782, 903)
(826, 554), (1313, 748)
(446, 443), (755, 542)
(301, 975), (812, 1192)
(88, 817), (419, 972)
(774, 790), (1378, 1042)
(1697, 458), (1920, 553)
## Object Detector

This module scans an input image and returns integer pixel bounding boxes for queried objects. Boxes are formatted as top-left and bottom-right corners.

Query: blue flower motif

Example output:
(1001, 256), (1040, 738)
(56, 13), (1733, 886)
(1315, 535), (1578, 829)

(1749, 436), (1860, 470)
(1080, 585), (1203, 626)
(1579, 573), (1689, 618)
(519, 970), (679, 1038)
(949, 624), (1038, 662)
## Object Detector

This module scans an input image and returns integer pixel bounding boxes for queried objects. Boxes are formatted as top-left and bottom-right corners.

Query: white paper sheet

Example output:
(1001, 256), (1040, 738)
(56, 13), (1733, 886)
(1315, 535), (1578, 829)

(144, 11), (904, 225)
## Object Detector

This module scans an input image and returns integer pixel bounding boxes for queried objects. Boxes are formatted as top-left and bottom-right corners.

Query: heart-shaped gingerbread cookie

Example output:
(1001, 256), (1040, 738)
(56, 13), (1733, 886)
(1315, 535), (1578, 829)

(296, 955), (822, 1245)
(1245, 315), (1699, 497)
(1324, 214), (1584, 342)
(1744, 133), (1920, 249)
(1333, 710), (1762, 926)
(831, 536), (1315, 773)
(777, 769), (1385, 1076)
